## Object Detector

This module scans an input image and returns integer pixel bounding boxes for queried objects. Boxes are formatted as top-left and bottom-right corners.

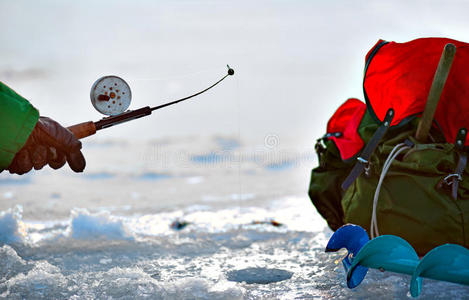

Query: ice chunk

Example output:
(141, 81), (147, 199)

(68, 209), (133, 241)
(92, 267), (160, 298)
(0, 206), (26, 244)
(0, 245), (30, 282)
(5, 261), (67, 299)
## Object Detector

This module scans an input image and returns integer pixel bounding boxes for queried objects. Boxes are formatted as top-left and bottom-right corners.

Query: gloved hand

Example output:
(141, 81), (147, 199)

(7, 117), (85, 174)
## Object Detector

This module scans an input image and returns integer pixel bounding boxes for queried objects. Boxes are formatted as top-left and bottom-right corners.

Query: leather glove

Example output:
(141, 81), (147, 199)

(7, 117), (85, 174)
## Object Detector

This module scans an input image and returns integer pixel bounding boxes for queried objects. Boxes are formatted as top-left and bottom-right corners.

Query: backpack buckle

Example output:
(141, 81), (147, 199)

(443, 173), (463, 185)
(357, 157), (371, 176)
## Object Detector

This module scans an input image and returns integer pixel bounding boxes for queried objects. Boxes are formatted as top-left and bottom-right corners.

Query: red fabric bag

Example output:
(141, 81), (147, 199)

(364, 37), (469, 145)
(326, 98), (366, 161)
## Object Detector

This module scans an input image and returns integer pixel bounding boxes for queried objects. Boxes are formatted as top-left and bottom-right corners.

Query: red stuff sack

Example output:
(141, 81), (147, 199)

(326, 98), (367, 161)
(364, 37), (469, 144)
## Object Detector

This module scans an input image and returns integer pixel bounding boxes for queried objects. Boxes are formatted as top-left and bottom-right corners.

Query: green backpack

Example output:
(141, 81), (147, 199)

(309, 38), (469, 255)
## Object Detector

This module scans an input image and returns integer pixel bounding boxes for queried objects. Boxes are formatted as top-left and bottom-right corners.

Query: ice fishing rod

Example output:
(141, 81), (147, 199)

(67, 65), (235, 139)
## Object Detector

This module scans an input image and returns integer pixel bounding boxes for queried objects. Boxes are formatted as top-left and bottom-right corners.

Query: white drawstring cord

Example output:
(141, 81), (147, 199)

(370, 143), (410, 239)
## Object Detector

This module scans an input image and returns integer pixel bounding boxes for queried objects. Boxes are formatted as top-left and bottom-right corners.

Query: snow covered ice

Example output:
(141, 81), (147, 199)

(1, 137), (469, 299)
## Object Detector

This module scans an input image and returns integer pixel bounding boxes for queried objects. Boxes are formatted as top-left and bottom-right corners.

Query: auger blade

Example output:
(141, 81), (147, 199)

(325, 224), (469, 298)
(410, 244), (469, 297)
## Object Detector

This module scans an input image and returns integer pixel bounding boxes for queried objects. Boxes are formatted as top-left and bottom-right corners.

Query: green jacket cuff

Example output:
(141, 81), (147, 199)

(0, 82), (40, 170)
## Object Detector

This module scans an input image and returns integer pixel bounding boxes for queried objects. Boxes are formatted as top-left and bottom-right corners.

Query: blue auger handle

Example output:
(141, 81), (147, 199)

(326, 224), (469, 297)
(325, 224), (369, 288)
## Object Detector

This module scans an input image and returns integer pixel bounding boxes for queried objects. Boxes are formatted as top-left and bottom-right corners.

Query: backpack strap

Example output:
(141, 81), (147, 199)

(450, 128), (467, 199)
(341, 108), (394, 190)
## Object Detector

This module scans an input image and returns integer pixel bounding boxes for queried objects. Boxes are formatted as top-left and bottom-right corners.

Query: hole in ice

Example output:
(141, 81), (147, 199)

(226, 267), (293, 284)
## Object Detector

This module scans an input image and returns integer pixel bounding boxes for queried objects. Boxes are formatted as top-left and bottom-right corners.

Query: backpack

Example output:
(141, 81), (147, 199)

(309, 38), (469, 255)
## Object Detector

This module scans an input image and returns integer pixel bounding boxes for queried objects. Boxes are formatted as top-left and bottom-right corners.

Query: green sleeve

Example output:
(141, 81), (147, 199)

(0, 81), (39, 170)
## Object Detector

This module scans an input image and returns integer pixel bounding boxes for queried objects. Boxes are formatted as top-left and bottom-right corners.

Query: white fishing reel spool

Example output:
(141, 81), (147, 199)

(90, 76), (132, 116)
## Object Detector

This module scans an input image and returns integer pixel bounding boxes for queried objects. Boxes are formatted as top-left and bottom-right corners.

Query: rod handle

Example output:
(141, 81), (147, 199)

(67, 121), (97, 139)
(415, 43), (457, 142)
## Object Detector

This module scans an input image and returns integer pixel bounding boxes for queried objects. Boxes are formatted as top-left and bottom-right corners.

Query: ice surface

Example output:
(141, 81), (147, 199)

(83, 172), (116, 180)
(0, 198), (467, 299)
(137, 173), (172, 181)
(0, 175), (32, 186)
(0, 138), (468, 298)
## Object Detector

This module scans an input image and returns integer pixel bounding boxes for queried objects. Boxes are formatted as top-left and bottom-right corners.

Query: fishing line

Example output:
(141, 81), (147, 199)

(130, 67), (221, 82)
(236, 72), (242, 207)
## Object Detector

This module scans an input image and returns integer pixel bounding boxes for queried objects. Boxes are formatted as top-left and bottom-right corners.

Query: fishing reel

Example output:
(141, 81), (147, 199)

(67, 65), (234, 139)
(90, 76), (132, 116)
